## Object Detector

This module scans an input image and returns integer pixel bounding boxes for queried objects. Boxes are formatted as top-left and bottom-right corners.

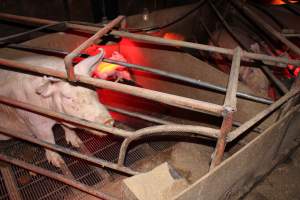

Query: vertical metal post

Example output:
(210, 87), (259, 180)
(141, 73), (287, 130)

(210, 47), (242, 170)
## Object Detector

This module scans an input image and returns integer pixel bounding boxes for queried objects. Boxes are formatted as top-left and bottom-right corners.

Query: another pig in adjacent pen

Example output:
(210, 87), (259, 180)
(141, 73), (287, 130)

(0, 48), (114, 167)
(209, 28), (270, 97)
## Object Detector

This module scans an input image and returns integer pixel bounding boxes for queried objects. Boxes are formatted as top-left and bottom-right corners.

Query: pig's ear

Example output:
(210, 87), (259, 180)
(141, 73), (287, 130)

(36, 82), (55, 97)
(35, 76), (61, 97)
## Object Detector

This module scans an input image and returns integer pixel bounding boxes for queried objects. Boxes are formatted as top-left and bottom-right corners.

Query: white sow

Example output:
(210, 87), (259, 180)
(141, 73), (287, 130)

(0, 48), (114, 167)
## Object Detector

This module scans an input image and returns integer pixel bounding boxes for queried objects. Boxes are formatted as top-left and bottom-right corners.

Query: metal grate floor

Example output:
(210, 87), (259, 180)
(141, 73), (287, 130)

(0, 122), (175, 200)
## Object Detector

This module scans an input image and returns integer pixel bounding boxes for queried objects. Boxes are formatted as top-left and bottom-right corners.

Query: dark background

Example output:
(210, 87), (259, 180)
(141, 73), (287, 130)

(0, 0), (199, 22)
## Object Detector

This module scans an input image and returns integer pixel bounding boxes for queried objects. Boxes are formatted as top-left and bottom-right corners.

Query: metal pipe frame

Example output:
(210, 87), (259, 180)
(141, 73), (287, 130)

(4, 42), (273, 105)
(0, 95), (220, 139)
(210, 47), (242, 170)
(0, 12), (299, 66)
(0, 58), (224, 115)
(64, 16), (124, 81)
(117, 125), (220, 166)
(0, 153), (117, 200)
(0, 13), (299, 177)
(208, 0), (290, 95)
(0, 94), (220, 172)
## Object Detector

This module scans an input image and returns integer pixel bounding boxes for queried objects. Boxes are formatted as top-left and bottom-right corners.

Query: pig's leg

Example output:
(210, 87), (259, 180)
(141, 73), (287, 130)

(62, 126), (83, 148)
(20, 111), (64, 167)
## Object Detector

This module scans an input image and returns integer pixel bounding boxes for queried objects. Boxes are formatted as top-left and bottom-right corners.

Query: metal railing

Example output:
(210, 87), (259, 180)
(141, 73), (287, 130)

(0, 5), (300, 198)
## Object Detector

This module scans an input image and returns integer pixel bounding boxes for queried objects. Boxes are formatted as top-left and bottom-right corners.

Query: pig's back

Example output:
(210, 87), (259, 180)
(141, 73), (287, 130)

(0, 48), (64, 139)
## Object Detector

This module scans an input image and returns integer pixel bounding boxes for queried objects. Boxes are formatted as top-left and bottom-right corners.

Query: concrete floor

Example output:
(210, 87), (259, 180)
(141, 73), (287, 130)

(243, 145), (300, 200)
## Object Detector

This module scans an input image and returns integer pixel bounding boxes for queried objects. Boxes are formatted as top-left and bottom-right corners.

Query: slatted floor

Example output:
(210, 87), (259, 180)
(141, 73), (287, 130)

(0, 122), (175, 200)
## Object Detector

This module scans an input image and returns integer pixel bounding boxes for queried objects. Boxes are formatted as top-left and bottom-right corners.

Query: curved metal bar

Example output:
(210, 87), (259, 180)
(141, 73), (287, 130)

(118, 138), (132, 166)
(134, 125), (220, 138)
(117, 125), (220, 166)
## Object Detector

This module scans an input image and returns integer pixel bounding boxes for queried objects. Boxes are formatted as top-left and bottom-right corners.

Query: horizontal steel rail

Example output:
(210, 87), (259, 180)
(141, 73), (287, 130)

(0, 95), (132, 137)
(0, 126), (138, 175)
(107, 106), (176, 125)
(0, 12), (299, 66)
(110, 30), (300, 66)
(4, 43), (273, 105)
(0, 22), (66, 43)
(0, 58), (224, 115)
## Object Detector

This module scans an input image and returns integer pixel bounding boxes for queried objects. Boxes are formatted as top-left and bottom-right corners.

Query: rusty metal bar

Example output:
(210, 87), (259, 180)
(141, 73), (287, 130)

(231, 0), (300, 56)
(210, 112), (234, 170)
(118, 138), (132, 166)
(0, 153), (118, 200)
(111, 30), (300, 66)
(133, 125), (220, 138)
(261, 66), (289, 94)
(210, 48), (242, 170)
(0, 126), (138, 176)
(0, 95), (132, 138)
(0, 22), (65, 43)
(0, 58), (224, 115)
(223, 47), (242, 110)
(4, 43), (273, 105)
(107, 106), (175, 125)
(0, 12), (57, 25)
(108, 105), (262, 133)
(0, 165), (22, 200)
(282, 33), (300, 38)
(102, 58), (273, 105)
(64, 16), (124, 81)
(0, 12), (299, 66)
(227, 89), (300, 142)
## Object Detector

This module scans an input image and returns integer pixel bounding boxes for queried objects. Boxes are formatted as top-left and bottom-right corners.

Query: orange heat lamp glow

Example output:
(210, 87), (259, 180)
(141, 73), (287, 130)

(97, 62), (120, 74)
(270, 0), (298, 4)
(163, 32), (185, 41)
